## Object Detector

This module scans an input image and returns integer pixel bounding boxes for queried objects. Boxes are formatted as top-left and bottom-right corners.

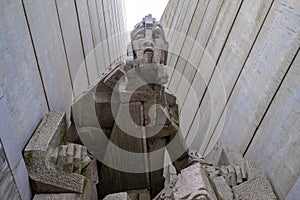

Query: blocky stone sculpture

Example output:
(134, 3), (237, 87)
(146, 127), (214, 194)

(24, 112), (98, 199)
(154, 148), (277, 200)
(70, 14), (278, 200)
(93, 14), (198, 197)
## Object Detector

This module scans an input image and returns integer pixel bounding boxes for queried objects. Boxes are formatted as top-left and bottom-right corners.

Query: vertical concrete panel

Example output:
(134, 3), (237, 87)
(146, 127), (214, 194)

(55, 0), (89, 97)
(174, 0), (224, 105)
(75, 0), (99, 84)
(165, 0), (184, 41)
(0, 0), (48, 149)
(160, 0), (179, 30)
(87, 0), (105, 76)
(244, 52), (300, 199)
(23, 0), (73, 117)
(286, 176), (300, 200)
(167, 0), (191, 70)
(103, 0), (116, 65)
(198, 0), (243, 84)
(95, 0), (110, 68)
(112, 0), (121, 62)
(170, 0), (209, 94)
(196, 0), (273, 154)
(165, 0), (188, 68)
(179, 0), (243, 145)
(0, 91), (31, 200)
(116, 0), (127, 60)
(168, 0), (199, 91)
(207, 0), (300, 165)
(0, 139), (21, 200)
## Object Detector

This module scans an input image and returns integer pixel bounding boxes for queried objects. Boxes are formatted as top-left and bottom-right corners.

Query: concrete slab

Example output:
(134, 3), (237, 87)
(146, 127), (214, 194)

(12, 158), (32, 200)
(75, 0), (99, 84)
(175, 0), (224, 110)
(207, 0), (300, 166)
(95, 0), (110, 69)
(168, 0), (202, 91)
(165, 0), (184, 41)
(161, 0), (180, 30)
(286, 176), (300, 200)
(103, 0), (117, 65)
(198, 0), (273, 157)
(87, 0), (105, 75)
(0, 0), (48, 149)
(245, 52), (300, 199)
(56, 0), (89, 96)
(23, 0), (73, 117)
(0, 140), (21, 200)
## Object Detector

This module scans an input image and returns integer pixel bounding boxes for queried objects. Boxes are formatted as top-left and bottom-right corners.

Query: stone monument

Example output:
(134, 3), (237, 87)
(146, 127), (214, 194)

(95, 14), (195, 197)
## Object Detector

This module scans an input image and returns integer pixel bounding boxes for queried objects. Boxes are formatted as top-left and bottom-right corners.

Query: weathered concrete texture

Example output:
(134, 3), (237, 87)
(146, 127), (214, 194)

(175, 0), (224, 103)
(164, 0), (184, 41)
(168, 0), (201, 92)
(0, 91), (32, 200)
(175, 0), (210, 100)
(103, 0), (117, 64)
(0, 93), (23, 173)
(245, 52), (300, 199)
(55, 0), (89, 97)
(0, 0), (48, 151)
(24, 0), (73, 120)
(12, 158), (32, 200)
(166, 0), (189, 64)
(198, 0), (273, 156)
(0, 139), (21, 200)
(179, 0), (241, 145)
(286, 176), (300, 200)
(160, 0), (179, 30)
(167, 0), (192, 70)
(0, 2), (49, 199)
(161, 0), (300, 199)
(1, 0), (126, 198)
(75, 0), (98, 84)
(181, 0), (243, 146)
(207, 0), (300, 167)
(95, 0), (111, 68)
(87, 0), (104, 75)
(218, 148), (245, 166)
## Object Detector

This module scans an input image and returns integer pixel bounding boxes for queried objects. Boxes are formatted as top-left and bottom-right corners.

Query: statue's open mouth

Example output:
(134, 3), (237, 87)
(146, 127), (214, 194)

(144, 48), (154, 63)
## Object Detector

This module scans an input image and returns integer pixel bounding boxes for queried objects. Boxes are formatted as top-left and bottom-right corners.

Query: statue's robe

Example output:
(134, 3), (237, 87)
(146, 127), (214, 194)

(96, 63), (188, 197)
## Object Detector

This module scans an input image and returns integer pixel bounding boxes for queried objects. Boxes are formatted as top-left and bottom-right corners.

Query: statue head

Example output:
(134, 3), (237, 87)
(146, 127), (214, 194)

(131, 14), (168, 65)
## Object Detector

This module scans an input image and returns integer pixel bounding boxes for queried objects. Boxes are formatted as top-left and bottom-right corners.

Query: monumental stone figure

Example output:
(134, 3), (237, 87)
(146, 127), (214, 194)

(95, 14), (193, 197)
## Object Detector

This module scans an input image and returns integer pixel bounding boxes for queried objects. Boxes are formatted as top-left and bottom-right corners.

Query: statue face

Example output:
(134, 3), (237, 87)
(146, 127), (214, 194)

(131, 24), (168, 65)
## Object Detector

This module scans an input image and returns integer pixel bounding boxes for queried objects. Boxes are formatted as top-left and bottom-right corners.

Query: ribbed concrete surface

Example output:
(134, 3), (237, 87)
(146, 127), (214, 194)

(0, 0), (127, 199)
(161, 0), (300, 199)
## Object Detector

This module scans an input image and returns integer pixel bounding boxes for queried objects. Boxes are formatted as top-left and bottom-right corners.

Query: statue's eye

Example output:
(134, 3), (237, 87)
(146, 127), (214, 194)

(135, 32), (144, 39)
(153, 33), (162, 39)
(153, 30), (162, 39)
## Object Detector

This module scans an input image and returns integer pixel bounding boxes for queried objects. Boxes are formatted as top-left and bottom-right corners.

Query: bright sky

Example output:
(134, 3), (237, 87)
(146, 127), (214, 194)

(124, 0), (169, 31)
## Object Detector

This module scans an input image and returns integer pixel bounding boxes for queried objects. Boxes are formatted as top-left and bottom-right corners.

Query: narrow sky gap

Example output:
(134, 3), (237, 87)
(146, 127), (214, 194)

(124, 0), (169, 31)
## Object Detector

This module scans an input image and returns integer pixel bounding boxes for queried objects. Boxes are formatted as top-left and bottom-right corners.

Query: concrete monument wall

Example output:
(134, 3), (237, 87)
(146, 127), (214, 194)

(0, 0), (127, 199)
(161, 0), (300, 199)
